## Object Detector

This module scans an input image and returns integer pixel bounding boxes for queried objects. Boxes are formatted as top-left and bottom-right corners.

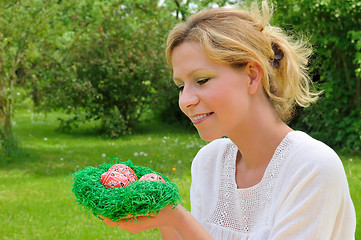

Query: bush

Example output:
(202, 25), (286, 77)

(39, 0), (178, 137)
(273, 0), (361, 151)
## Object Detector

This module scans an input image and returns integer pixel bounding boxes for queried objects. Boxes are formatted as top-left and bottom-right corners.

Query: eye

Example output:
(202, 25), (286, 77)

(176, 84), (184, 92)
(197, 78), (210, 86)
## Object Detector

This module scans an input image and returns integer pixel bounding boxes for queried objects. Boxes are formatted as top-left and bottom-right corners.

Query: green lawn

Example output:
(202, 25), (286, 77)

(0, 109), (360, 239)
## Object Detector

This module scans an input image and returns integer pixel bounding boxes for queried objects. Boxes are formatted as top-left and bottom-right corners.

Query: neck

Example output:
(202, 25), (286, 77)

(227, 104), (293, 170)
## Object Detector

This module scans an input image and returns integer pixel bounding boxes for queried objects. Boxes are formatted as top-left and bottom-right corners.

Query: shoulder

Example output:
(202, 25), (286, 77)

(287, 131), (343, 172)
(271, 131), (356, 237)
(195, 137), (234, 158)
(191, 138), (234, 176)
(281, 131), (347, 189)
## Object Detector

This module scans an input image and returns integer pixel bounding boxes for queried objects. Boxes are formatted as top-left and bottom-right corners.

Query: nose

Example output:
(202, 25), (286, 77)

(179, 85), (199, 110)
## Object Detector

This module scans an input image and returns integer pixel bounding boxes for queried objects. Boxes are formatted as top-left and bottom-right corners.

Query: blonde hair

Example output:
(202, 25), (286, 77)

(166, 1), (321, 121)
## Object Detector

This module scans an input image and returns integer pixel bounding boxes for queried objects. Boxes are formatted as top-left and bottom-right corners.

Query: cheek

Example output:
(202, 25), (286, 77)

(214, 90), (246, 118)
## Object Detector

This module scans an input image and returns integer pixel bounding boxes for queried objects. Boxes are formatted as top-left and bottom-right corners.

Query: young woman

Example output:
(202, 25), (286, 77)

(101, 1), (356, 239)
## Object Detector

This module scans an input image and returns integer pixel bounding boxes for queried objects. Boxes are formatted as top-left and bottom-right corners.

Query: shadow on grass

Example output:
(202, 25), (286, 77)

(55, 118), (196, 139)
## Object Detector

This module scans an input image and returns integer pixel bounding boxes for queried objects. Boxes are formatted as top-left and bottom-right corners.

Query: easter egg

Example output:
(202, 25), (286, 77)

(108, 164), (130, 172)
(100, 164), (138, 188)
(108, 164), (138, 180)
(139, 173), (165, 183)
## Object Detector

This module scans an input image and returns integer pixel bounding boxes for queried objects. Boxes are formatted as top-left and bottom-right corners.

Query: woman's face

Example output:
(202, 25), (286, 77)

(172, 42), (252, 141)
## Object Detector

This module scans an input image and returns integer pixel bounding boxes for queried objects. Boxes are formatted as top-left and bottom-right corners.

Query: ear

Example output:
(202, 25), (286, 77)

(245, 62), (263, 95)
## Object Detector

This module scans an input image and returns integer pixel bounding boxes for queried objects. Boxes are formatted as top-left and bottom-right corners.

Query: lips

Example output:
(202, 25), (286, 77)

(191, 112), (213, 123)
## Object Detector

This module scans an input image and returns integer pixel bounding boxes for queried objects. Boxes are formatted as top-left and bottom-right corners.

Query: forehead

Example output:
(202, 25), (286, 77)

(171, 42), (218, 78)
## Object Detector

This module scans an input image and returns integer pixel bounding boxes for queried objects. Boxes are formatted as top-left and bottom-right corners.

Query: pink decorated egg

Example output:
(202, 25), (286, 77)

(139, 173), (165, 183)
(108, 164), (130, 172)
(108, 164), (138, 180)
(100, 164), (138, 188)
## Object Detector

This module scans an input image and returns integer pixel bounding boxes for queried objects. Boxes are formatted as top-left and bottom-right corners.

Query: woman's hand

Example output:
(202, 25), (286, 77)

(99, 205), (177, 234)
(100, 205), (214, 240)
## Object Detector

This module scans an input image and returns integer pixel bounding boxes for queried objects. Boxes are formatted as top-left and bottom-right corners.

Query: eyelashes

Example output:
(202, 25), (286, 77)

(175, 78), (211, 92)
(197, 78), (210, 85)
(176, 85), (184, 92)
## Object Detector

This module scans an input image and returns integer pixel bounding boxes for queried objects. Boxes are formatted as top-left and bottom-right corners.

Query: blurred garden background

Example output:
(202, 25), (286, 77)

(0, 0), (360, 239)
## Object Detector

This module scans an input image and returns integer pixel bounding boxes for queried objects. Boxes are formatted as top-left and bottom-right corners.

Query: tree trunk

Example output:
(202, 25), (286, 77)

(4, 76), (13, 142)
(0, 28), (28, 147)
(0, 73), (14, 145)
(4, 101), (12, 142)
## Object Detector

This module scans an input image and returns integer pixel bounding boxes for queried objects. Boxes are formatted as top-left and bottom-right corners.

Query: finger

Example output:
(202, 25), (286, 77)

(100, 215), (138, 228)
(103, 217), (146, 233)
(101, 216), (120, 227)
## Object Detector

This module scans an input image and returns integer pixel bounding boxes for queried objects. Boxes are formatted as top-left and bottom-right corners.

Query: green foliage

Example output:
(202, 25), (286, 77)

(163, 0), (239, 20)
(37, 0), (179, 137)
(272, 0), (361, 151)
(0, 0), (65, 147)
(1, 0), (360, 150)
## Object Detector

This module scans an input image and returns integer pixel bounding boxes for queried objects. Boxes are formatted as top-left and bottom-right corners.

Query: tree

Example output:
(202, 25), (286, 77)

(0, 0), (60, 149)
(39, 0), (179, 137)
(272, 0), (361, 151)
(164, 0), (240, 20)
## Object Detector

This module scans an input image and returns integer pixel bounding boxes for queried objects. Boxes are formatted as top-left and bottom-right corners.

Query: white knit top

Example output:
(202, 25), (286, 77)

(190, 131), (356, 240)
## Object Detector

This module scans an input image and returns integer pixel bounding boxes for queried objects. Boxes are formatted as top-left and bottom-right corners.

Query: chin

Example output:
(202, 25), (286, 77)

(197, 130), (223, 142)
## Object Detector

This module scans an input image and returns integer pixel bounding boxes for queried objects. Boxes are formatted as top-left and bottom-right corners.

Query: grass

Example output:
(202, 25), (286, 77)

(0, 108), (204, 240)
(0, 108), (360, 239)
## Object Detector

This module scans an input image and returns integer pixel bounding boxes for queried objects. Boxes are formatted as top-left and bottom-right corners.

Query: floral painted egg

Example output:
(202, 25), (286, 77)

(139, 173), (165, 183)
(100, 164), (138, 188)
(108, 164), (130, 172)
(108, 164), (138, 180)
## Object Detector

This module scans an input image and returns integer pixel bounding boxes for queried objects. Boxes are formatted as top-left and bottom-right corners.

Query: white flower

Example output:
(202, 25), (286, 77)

(60, 158), (64, 161)
(134, 152), (139, 157)
(101, 153), (106, 158)
(139, 152), (148, 157)
(44, 138), (48, 141)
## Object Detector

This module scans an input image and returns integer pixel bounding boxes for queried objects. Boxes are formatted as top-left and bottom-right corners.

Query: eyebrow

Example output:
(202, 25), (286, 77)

(173, 69), (216, 83)
(173, 77), (183, 86)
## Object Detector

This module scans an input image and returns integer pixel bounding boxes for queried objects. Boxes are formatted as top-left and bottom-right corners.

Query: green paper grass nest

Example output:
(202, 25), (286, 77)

(72, 160), (182, 221)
